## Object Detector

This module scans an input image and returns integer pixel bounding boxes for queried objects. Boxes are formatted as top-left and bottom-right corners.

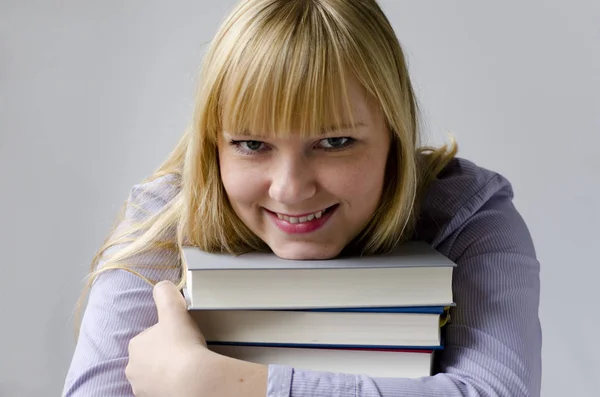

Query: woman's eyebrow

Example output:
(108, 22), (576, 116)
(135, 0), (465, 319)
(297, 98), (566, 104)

(321, 121), (366, 133)
(224, 129), (265, 138)
(224, 122), (366, 137)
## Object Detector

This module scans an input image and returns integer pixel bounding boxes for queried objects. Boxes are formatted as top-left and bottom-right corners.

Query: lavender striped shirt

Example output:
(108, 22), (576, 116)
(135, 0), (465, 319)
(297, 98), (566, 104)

(62, 157), (542, 397)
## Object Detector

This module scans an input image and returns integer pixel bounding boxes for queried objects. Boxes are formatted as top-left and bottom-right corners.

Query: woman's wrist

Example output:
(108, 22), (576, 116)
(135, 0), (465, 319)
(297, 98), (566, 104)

(198, 348), (269, 397)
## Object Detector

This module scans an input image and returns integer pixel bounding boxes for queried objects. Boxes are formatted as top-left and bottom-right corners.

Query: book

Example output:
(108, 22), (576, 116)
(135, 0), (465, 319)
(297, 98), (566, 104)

(182, 241), (455, 310)
(182, 241), (454, 377)
(208, 344), (435, 378)
(189, 307), (445, 349)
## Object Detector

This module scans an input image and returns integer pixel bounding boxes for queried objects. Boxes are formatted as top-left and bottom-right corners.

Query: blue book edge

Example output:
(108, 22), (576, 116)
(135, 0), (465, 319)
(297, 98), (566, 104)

(295, 306), (446, 314)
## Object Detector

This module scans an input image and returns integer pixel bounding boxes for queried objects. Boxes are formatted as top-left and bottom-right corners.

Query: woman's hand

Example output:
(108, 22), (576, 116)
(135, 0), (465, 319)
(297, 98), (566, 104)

(125, 280), (268, 397)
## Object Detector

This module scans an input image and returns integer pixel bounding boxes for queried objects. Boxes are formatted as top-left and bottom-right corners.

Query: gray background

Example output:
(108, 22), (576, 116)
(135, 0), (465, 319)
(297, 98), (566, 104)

(1, 1), (598, 396)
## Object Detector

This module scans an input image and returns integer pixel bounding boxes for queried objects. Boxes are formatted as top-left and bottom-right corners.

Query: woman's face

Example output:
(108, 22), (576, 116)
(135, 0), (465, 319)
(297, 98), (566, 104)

(218, 78), (391, 260)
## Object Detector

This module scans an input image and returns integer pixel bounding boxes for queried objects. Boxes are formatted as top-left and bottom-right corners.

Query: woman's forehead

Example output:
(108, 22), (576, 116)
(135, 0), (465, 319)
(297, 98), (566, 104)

(219, 80), (375, 137)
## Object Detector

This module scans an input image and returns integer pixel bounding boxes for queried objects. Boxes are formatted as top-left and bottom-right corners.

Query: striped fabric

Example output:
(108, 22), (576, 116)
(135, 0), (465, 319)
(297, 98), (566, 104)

(62, 157), (542, 397)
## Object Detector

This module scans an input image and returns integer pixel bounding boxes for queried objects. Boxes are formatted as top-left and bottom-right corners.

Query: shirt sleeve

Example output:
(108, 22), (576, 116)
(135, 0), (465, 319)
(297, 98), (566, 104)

(267, 184), (542, 397)
(61, 178), (181, 397)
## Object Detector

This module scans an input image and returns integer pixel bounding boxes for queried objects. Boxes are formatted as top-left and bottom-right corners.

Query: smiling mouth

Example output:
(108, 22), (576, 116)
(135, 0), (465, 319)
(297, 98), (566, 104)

(268, 205), (338, 224)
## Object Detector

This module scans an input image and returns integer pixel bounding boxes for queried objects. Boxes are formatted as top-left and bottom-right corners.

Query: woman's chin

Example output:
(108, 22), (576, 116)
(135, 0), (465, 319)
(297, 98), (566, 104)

(269, 242), (344, 261)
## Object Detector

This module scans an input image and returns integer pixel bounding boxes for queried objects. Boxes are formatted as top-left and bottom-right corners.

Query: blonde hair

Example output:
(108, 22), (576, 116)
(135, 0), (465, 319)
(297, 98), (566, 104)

(76, 0), (457, 331)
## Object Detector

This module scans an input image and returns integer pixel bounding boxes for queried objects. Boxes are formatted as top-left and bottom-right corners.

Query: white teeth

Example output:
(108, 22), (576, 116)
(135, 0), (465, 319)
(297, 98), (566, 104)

(276, 208), (328, 224)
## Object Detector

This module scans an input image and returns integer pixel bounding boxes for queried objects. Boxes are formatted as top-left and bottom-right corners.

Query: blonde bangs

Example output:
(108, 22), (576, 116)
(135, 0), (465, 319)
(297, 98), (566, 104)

(214, 1), (356, 139)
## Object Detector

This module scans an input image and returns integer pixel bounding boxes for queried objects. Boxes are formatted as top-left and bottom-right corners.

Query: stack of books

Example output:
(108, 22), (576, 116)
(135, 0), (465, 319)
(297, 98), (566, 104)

(182, 241), (455, 378)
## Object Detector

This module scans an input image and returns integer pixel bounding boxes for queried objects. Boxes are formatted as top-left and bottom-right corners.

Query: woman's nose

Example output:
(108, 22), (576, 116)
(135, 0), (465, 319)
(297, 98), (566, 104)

(268, 156), (317, 205)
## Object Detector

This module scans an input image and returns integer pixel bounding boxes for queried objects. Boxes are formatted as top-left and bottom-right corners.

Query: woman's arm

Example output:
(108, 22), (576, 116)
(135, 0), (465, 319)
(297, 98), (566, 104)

(62, 177), (181, 397)
(263, 184), (542, 396)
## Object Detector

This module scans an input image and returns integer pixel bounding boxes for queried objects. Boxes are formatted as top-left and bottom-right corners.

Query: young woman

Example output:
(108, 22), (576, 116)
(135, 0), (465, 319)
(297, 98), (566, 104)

(62, 1), (542, 396)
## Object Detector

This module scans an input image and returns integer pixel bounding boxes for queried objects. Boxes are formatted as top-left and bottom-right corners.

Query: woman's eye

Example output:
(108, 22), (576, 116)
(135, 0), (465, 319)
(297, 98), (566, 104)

(242, 140), (264, 151)
(230, 139), (266, 154)
(319, 137), (354, 150)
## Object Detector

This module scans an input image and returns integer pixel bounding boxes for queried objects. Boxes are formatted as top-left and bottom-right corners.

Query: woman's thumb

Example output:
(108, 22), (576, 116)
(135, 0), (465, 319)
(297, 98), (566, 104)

(153, 280), (188, 323)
